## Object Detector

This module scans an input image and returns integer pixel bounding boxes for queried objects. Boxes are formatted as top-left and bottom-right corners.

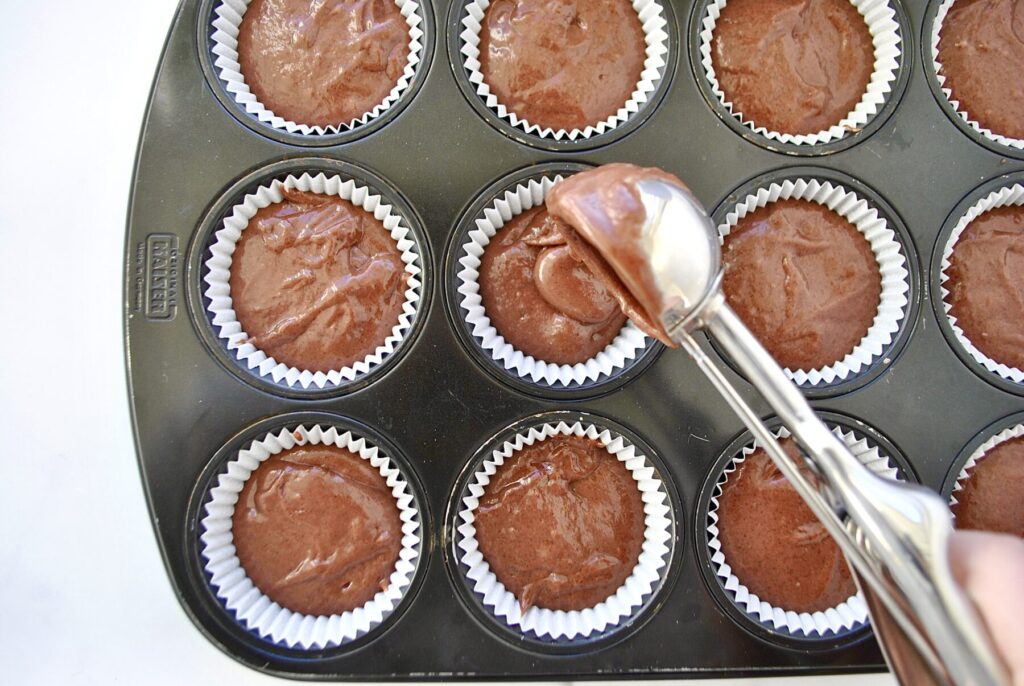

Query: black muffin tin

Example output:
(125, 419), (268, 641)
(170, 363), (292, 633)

(124, 0), (1024, 679)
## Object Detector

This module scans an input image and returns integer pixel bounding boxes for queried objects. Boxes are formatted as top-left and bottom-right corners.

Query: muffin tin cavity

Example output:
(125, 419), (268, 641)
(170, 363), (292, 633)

(942, 411), (1024, 535)
(186, 412), (429, 657)
(710, 167), (920, 398)
(444, 162), (663, 400)
(447, 0), (677, 151)
(924, 0), (1024, 158)
(197, 0), (435, 146)
(695, 413), (915, 650)
(188, 158), (431, 399)
(445, 411), (681, 653)
(689, 0), (910, 155)
(932, 172), (1024, 396)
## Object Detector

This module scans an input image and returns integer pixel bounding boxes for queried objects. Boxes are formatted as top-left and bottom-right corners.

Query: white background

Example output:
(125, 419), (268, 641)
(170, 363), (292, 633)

(0, 1), (893, 684)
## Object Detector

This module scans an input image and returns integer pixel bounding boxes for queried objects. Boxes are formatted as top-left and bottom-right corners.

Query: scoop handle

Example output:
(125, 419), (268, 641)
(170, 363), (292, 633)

(672, 295), (1008, 686)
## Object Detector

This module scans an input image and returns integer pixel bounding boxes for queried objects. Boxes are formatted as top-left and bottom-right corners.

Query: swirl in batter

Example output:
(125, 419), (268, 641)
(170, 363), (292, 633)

(229, 189), (407, 371)
(232, 444), (402, 616)
(711, 0), (874, 135)
(474, 435), (645, 611)
(238, 0), (410, 126)
(946, 206), (1024, 370)
(721, 199), (881, 371)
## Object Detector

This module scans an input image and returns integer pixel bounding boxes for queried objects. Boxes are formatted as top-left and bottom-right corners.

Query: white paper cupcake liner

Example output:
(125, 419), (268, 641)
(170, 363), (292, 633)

(456, 175), (649, 387)
(456, 420), (673, 640)
(698, 0), (902, 146)
(210, 0), (424, 136)
(717, 178), (910, 387)
(203, 172), (423, 390)
(930, 0), (1024, 151)
(458, 0), (669, 141)
(707, 425), (902, 637)
(939, 183), (1024, 384)
(950, 423), (1024, 512)
(200, 423), (422, 650)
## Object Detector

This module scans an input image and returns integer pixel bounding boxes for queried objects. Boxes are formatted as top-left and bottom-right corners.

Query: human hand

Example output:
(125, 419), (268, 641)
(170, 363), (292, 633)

(948, 529), (1024, 686)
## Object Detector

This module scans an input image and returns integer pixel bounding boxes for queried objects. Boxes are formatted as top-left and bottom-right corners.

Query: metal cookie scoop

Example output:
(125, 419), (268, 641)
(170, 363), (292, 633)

(547, 166), (1008, 686)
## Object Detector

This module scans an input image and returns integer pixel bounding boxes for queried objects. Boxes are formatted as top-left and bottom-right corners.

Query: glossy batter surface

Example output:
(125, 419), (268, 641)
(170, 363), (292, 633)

(711, 0), (874, 135)
(474, 435), (645, 611)
(946, 206), (1024, 370)
(230, 189), (407, 371)
(238, 0), (410, 126)
(480, 206), (627, 364)
(937, 0), (1024, 140)
(716, 439), (856, 613)
(722, 199), (881, 371)
(547, 163), (688, 346)
(954, 436), (1024, 537)
(479, 0), (646, 131)
(232, 444), (403, 616)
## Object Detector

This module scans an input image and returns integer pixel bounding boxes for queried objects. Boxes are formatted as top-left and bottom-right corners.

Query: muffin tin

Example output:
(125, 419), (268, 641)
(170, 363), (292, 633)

(125, 0), (1024, 679)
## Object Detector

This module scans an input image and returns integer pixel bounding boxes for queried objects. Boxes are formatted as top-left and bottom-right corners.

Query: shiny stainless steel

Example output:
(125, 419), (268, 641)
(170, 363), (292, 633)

(632, 179), (1008, 686)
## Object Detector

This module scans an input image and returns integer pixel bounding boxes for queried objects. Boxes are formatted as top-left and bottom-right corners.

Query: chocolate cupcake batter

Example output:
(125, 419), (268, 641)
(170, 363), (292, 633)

(230, 189), (407, 371)
(711, 0), (875, 135)
(546, 163), (691, 346)
(946, 205), (1024, 370)
(232, 443), (402, 616)
(479, 0), (646, 132)
(722, 199), (881, 371)
(953, 436), (1024, 537)
(237, 0), (410, 127)
(716, 439), (856, 613)
(474, 435), (645, 611)
(479, 206), (627, 364)
(937, 0), (1024, 140)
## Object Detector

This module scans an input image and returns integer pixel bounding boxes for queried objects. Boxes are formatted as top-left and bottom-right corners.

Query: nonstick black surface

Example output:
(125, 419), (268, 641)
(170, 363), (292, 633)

(124, 0), (1024, 679)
